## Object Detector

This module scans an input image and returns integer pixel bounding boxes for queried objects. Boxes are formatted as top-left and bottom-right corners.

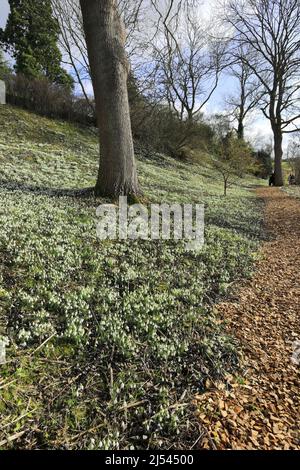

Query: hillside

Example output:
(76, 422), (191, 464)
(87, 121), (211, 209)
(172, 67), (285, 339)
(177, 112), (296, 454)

(0, 105), (265, 449)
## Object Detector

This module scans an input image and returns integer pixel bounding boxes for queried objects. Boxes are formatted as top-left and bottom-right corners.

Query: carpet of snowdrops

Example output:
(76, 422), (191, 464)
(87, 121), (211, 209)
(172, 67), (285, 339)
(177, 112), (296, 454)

(0, 106), (265, 449)
(283, 185), (300, 199)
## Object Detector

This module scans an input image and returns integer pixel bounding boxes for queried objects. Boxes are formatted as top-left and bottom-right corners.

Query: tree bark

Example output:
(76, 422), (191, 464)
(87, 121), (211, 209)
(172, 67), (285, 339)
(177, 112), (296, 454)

(273, 126), (284, 186)
(237, 118), (244, 140)
(80, 0), (139, 197)
(236, 90), (245, 140)
(295, 160), (300, 185)
(224, 177), (227, 196)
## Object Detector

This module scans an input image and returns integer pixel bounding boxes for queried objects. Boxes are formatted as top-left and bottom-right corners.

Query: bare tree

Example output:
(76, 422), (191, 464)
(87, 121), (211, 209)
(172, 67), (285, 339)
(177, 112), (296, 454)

(210, 131), (255, 196)
(80, 0), (139, 197)
(225, 0), (300, 186)
(52, 0), (93, 110)
(67, 1), (224, 197)
(152, 3), (225, 123)
(66, 0), (219, 196)
(225, 46), (261, 140)
(52, 0), (145, 105)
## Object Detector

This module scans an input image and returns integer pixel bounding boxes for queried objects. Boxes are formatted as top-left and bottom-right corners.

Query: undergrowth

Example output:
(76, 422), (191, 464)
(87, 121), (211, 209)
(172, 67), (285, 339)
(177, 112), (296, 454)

(0, 105), (265, 449)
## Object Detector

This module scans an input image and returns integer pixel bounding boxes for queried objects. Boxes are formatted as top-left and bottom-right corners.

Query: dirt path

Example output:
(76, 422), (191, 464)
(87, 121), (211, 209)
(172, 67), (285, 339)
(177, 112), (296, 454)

(196, 187), (300, 450)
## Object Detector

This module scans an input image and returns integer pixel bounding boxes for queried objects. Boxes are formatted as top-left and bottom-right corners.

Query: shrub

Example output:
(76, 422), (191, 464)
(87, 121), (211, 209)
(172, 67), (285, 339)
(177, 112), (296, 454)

(253, 149), (273, 179)
(5, 73), (96, 125)
(130, 102), (214, 159)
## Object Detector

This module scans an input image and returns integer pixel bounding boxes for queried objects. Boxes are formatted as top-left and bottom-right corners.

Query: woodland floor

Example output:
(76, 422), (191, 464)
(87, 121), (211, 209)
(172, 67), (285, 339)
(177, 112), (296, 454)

(196, 187), (300, 450)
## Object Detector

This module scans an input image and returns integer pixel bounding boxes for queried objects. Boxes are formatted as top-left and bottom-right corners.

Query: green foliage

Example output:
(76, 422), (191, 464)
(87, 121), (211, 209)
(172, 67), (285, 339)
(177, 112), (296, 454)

(283, 185), (300, 199)
(0, 49), (11, 80)
(0, 0), (73, 89)
(253, 149), (273, 179)
(0, 105), (265, 449)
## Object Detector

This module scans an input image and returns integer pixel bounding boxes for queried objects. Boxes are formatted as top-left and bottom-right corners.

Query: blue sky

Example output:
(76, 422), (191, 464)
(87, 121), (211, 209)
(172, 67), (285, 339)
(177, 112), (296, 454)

(0, 0), (9, 28)
(0, 0), (276, 149)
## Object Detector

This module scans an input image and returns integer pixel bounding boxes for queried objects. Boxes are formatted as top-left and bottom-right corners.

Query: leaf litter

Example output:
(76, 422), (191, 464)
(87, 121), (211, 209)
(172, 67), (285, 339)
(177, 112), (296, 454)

(196, 187), (300, 450)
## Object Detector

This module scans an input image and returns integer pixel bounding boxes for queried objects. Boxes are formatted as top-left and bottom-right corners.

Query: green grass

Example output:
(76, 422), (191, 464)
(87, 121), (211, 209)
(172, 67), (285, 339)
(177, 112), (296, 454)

(0, 105), (265, 450)
(283, 185), (300, 198)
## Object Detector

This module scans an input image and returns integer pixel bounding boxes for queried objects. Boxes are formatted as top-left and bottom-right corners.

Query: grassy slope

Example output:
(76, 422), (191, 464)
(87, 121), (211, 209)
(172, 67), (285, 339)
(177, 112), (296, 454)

(283, 186), (300, 199)
(0, 105), (265, 449)
(279, 162), (300, 198)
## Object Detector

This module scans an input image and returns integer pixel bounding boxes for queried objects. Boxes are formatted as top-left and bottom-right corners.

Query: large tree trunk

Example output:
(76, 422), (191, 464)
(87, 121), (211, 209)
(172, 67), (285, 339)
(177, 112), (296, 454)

(80, 0), (139, 197)
(273, 126), (284, 186)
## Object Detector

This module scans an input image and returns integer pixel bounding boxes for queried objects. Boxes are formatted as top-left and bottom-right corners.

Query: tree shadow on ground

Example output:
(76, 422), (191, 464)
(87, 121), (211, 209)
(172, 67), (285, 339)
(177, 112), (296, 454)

(0, 179), (95, 199)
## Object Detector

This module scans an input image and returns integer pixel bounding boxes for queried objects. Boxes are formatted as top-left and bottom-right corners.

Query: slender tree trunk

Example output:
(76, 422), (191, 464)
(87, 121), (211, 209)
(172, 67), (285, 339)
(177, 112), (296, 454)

(272, 125), (284, 186)
(296, 162), (300, 184)
(237, 118), (244, 140)
(80, 0), (139, 197)
(236, 98), (245, 140)
(224, 177), (227, 196)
